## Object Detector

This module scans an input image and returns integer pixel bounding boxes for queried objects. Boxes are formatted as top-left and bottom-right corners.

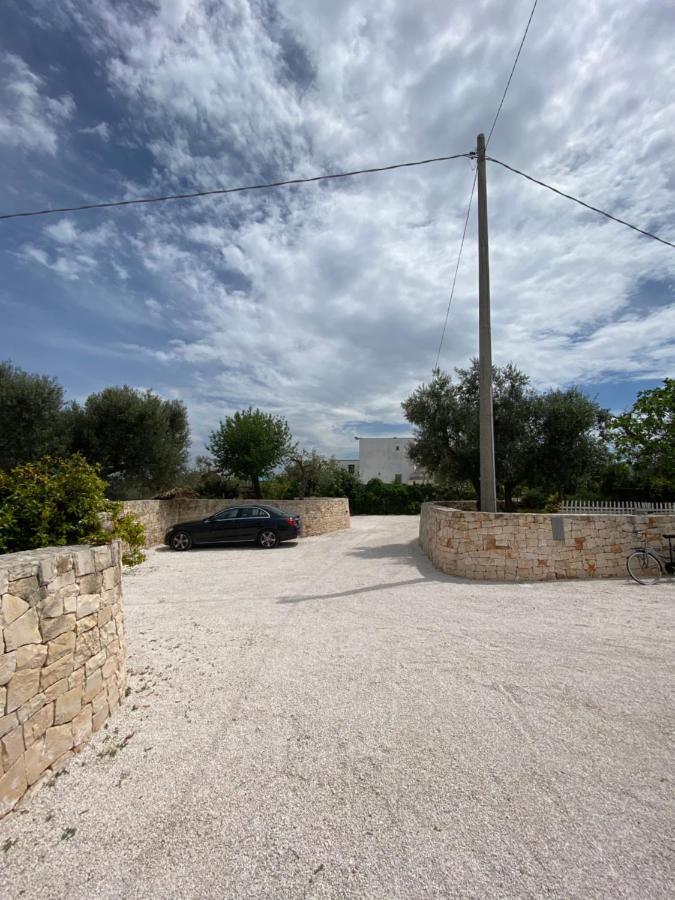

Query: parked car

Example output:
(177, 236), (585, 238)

(164, 505), (300, 551)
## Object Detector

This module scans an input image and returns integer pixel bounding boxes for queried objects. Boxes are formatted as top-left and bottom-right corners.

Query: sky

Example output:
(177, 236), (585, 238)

(1, 0), (674, 462)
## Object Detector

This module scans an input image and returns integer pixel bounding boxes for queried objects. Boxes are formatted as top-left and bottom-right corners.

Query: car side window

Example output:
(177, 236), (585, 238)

(214, 508), (239, 521)
(238, 507), (269, 518)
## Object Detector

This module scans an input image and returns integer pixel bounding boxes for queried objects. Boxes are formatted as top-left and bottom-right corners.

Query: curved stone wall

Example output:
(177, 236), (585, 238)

(420, 503), (675, 581)
(123, 497), (351, 547)
(0, 543), (126, 817)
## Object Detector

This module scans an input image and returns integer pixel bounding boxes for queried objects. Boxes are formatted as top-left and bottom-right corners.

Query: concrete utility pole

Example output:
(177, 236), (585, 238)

(476, 133), (497, 512)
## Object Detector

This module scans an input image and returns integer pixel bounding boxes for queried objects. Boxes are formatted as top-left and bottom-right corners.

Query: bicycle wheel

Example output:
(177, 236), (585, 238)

(626, 551), (662, 585)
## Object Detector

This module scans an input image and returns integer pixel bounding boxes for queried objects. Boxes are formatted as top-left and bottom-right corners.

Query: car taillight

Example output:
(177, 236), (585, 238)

(287, 517), (296, 525)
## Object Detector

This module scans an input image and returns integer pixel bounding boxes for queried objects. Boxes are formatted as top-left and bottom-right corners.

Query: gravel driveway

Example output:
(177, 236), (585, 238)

(1, 516), (674, 898)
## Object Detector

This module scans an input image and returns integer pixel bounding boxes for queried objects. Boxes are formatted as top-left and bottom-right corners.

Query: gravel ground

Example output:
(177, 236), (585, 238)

(1, 516), (674, 899)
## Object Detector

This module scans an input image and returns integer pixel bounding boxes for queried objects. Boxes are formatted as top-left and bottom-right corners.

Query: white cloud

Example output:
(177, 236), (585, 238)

(0, 54), (74, 154)
(11, 0), (675, 457)
(79, 121), (110, 140)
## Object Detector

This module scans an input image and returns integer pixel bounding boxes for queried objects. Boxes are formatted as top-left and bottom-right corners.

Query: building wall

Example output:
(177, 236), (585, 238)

(357, 437), (424, 484)
(0, 542), (126, 817)
(419, 503), (675, 581)
(122, 497), (351, 548)
(334, 459), (360, 477)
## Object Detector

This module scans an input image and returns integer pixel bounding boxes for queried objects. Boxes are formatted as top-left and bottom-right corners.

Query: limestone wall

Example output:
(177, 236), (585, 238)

(123, 497), (351, 547)
(0, 543), (126, 817)
(419, 503), (675, 581)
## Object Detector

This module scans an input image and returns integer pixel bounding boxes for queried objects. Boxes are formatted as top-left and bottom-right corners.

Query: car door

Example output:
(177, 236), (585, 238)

(236, 506), (270, 541)
(203, 506), (240, 543)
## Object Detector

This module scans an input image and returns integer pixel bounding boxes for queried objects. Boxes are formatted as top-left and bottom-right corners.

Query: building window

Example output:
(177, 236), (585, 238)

(394, 474), (402, 484)
(395, 445), (400, 451)
(348, 464), (355, 474)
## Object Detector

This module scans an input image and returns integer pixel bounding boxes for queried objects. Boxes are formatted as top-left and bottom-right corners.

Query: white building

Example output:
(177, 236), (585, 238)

(334, 458), (360, 478)
(354, 436), (427, 484)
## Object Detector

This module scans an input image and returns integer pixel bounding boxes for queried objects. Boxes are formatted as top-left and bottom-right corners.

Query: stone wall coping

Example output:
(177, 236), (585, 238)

(425, 503), (674, 523)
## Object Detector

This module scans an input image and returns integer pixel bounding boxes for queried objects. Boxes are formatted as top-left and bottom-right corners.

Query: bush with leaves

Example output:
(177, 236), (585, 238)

(0, 455), (145, 565)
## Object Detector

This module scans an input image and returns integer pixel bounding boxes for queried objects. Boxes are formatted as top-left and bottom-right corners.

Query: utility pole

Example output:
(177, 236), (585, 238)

(476, 133), (497, 512)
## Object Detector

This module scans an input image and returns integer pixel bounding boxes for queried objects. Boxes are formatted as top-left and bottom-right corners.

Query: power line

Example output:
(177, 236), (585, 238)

(486, 155), (675, 250)
(0, 152), (472, 222)
(486, 0), (539, 147)
(434, 170), (476, 371)
(434, 0), (539, 370)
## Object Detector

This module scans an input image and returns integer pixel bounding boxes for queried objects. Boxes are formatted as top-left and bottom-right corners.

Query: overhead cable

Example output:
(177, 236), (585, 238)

(0, 152), (472, 221)
(486, 155), (675, 250)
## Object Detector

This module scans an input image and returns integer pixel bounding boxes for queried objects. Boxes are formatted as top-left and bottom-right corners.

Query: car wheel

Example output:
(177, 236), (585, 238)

(257, 529), (278, 549)
(171, 531), (192, 551)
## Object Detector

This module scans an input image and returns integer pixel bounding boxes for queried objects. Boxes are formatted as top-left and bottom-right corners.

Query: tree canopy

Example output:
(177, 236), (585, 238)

(402, 360), (607, 507)
(208, 407), (292, 498)
(70, 386), (190, 498)
(0, 361), (69, 470)
(607, 378), (675, 498)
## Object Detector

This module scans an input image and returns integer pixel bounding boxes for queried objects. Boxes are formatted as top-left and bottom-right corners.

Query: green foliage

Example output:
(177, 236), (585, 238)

(0, 455), (145, 565)
(176, 458), (242, 499)
(607, 379), (675, 498)
(208, 407), (292, 499)
(70, 386), (190, 499)
(403, 360), (608, 506)
(0, 361), (70, 470)
(350, 479), (443, 515)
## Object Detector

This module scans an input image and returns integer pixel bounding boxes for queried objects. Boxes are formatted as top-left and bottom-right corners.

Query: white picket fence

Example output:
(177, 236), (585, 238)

(561, 500), (675, 515)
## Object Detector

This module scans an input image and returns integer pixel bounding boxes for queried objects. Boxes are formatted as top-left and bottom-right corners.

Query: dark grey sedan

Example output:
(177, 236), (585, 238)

(164, 505), (300, 551)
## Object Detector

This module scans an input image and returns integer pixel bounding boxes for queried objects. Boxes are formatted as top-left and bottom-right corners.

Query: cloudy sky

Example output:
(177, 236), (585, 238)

(1, 0), (674, 460)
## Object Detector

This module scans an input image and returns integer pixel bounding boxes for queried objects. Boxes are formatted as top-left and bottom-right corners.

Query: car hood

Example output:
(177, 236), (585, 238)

(167, 519), (209, 531)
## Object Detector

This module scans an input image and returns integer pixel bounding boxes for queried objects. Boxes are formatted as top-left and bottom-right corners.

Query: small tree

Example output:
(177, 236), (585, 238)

(207, 408), (292, 499)
(0, 455), (145, 565)
(0, 361), (70, 470)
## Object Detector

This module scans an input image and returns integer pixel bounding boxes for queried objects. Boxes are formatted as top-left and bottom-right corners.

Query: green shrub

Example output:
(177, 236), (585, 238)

(517, 488), (548, 511)
(350, 480), (444, 515)
(0, 455), (145, 565)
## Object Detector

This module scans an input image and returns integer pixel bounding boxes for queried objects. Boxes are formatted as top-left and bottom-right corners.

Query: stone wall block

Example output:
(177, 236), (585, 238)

(93, 546), (112, 571)
(85, 649), (106, 676)
(76, 614), (98, 636)
(0, 758), (27, 816)
(46, 632), (76, 666)
(74, 629), (101, 668)
(54, 687), (82, 725)
(1, 594), (29, 627)
(6, 669), (41, 713)
(40, 614), (76, 642)
(76, 594), (100, 619)
(4, 608), (42, 652)
(17, 693), (46, 724)
(0, 714), (18, 740)
(41, 654), (74, 690)
(40, 595), (64, 619)
(72, 704), (92, 748)
(8, 576), (41, 605)
(68, 667), (85, 691)
(91, 691), (109, 732)
(73, 549), (95, 577)
(0, 652), (17, 687)
(23, 702), (54, 749)
(16, 644), (48, 670)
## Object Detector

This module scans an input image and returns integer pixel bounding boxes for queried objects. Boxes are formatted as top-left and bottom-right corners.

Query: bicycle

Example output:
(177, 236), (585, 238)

(626, 533), (675, 585)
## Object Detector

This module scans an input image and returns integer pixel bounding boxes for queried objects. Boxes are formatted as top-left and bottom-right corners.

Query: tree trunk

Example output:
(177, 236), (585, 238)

(251, 473), (262, 499)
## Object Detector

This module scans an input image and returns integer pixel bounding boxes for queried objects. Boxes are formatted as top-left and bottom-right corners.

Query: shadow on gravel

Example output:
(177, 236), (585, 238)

(278, 537), (457, 604)
(155, 542), (298, 553)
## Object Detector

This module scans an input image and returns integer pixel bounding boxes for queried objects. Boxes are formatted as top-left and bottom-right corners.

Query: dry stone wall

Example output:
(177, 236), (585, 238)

(0, 542), (126, 817)
(123, 497), (350, 547)
(420, 503), (675, 581)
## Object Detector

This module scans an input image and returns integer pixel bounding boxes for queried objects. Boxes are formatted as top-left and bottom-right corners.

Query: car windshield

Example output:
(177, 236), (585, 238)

(264, 506), (290, 517)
